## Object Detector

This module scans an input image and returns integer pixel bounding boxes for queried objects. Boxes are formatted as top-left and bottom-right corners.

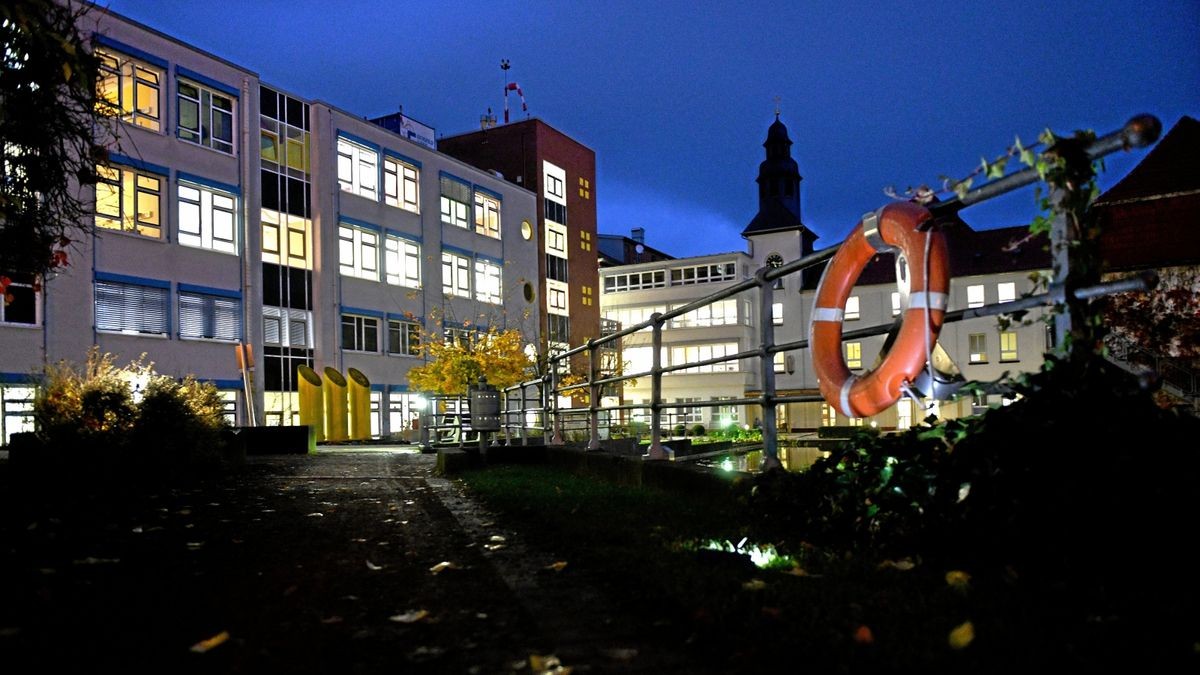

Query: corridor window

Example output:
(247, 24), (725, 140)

(387, 319), (421, 356)
(95, 164), (163, 238)
(772, 302), (783, 326)
(844, 296), (861, 320)
(997, 281), (1016, 304)
(0, 274), (39, 325)
(178, 183), (237, 253)
(891, 292), (902, 316)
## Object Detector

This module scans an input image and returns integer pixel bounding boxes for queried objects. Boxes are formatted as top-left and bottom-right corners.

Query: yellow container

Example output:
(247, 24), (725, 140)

(347, 367), (371, 441)
(323, 367), (349, 442)
(297, 365), (325, 442)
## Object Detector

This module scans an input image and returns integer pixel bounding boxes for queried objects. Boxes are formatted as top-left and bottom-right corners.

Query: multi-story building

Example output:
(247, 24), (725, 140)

(437, 119), (599, 364)
(0, 7), (540, 444)
(600, 115), (1055, 432)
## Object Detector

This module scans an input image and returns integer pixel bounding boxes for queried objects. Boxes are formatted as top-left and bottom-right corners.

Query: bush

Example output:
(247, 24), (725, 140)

(690, 423), (706, 437)
(673, 424), (687, 437)
(31, 348), (231, 476)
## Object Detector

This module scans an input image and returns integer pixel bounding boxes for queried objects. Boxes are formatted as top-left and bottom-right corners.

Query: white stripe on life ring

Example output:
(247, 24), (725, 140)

(812, 307), (844, 323)
(907, 291), (948, 311)
(839, 375), (858, 418)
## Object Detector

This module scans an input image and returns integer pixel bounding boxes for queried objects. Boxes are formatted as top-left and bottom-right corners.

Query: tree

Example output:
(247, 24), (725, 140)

(1, 0), (107, 288)
(407, 326), (532, 395)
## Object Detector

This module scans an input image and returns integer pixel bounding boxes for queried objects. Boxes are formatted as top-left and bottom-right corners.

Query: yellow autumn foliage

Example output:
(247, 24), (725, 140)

(406, 326), (531, 395)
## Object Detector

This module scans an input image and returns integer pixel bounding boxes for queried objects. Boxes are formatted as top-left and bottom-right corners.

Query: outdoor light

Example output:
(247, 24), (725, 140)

(413, 395), (426, 410)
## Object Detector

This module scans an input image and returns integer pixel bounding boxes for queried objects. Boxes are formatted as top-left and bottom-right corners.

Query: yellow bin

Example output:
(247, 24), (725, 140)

(323, 367), (349, 442)
(347, 367), (371, 441)
(297, 365), (325, 443)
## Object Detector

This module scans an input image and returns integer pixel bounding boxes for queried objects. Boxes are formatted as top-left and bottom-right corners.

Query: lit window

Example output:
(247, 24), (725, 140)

(896, 398), (913, 429)
(772, 302), (783, 326)
(383, 155), (419, 212)
(969, 333), (988, 363)
(545, 222), (567, 256)
(338, 224), (379, 281)
(441, 251), (471, 298)
(263, 306), (310, 347)
(474, 191), (501, 239)
(177, 80), (235, 153)
(1000, 331), (1018, 362)
(439, 174), (471, 229)
(341, 314), (379, 352)
(845, 342), (862, 370)
(891, 292), (902, 316)
(0, 274), (39, 326)
(821, 403), (837, 426)
(384, 233), (421, 288)
(95, 164), (163, 238)
(96, 49), (161, 131)
(670, 299), (738, 328)
(543, 161), (567, 225)
(1, 385), (37, 445)
(261, 209), (311, 268)
(773, 352), (786, 373)
(387, 319), (421, 356)
(578, 176), (590, 199)
(547, 285), (568, 313)
(580, 231), (592, 251)
(668, 343), (740, 373)
(604, 270), (666, 292)
(845, 296), (861, 320)
(669, 262), (737, 286)
(95, 276), (169, 335)
(474, 259), (502, 304)
(967, 284), (985, 309)
(997, 282), (1016, 304)
(581, 285), (593, 307)
(178, 182), (237, 254)
(337, 137), (378, 199)
(179, 287), (241, 341)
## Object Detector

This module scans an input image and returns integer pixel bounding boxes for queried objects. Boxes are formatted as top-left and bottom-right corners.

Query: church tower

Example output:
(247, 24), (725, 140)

(742, 114), (818, 270)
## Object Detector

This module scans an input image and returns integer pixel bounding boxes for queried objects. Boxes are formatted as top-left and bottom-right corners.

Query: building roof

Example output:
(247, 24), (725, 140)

(1094, 115), (1200, 206)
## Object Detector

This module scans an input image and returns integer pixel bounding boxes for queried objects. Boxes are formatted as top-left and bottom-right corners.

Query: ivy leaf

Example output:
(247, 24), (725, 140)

(953, 178), (973, 200)
(986, 157), (1007, 179)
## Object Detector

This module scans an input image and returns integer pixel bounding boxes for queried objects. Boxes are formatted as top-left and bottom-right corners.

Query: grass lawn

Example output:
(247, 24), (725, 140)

(461, 464), (1194, 674)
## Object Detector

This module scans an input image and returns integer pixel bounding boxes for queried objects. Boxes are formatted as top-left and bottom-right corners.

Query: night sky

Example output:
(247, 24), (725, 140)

(103, 0), (1200, 258)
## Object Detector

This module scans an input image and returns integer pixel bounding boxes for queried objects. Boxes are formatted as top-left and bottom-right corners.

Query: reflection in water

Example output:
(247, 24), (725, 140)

(699, 447), (828, 473)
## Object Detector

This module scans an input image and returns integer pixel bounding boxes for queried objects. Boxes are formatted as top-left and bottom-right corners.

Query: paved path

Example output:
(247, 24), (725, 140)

(0, 450), (701, 673)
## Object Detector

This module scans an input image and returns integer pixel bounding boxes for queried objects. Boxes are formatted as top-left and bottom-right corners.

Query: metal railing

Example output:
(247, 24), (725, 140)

(496, 115), (1161, 468)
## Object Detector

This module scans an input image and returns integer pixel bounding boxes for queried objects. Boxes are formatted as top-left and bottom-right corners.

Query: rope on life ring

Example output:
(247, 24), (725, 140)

(810, 201), (950, 418)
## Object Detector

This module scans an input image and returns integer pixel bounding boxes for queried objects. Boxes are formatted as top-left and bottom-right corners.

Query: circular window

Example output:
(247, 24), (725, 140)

(523, 282), (535, 303)
(521, 220), (533, 240)
(766, 252), (784, 269)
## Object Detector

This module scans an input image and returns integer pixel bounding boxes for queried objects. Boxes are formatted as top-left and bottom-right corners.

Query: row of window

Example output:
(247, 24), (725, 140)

(603, 299), (752, 331)
(95, 162), (240, 254)
(341, 314), (422, 356)
(623, 343), (742, 375)
(337, 136), (422, 215)
(968, 331), (1020, 363)
(436, 174), (502, 239)
(94, 277), (242, 342)
(97, 46), (236, 154)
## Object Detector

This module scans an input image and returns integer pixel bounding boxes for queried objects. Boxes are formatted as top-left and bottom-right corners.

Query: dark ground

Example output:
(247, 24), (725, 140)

(0, 450), (710, 674)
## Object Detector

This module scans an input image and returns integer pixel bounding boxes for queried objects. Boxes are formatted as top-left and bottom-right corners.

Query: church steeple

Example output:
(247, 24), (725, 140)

(742, 114), (813, 247)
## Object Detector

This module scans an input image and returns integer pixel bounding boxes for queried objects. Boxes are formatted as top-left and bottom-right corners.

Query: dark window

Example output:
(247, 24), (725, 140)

(543, 199), (567, 226)
(546, 255), (568, 283)
(548, 314), (570, 343)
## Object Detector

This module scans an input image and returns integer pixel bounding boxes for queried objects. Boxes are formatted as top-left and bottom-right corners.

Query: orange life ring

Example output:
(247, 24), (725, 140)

(810, 201), (949, 418)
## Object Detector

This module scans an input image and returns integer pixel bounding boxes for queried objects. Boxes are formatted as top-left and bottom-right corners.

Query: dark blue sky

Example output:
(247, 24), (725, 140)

(104, 0), (1200, 258)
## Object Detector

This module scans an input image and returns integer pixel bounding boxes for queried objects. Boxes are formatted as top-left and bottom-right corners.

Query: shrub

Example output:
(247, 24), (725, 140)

(129, 375), (228, 471)
(34, 349), (136, 451)
(690, 423), (707, 437)
(673, 424), (686, 437)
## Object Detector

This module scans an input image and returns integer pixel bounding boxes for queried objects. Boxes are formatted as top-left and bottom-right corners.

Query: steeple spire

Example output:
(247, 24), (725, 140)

(742, 114), (807, 237)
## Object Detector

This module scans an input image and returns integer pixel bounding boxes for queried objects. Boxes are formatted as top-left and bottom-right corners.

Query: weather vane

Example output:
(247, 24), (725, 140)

(774, 95), (781, 118)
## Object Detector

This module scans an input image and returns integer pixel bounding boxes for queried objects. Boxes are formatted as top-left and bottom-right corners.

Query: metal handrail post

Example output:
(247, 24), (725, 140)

(519, 383), (528, 446)
(646, 313), (668, 459)
(756, 271), (781, 470)
(549, 370), (564, 445)
(587, 339), (601, 451)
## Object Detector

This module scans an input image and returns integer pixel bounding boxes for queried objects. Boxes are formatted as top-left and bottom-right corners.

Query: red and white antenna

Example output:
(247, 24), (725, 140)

(501, 59), (528, 124)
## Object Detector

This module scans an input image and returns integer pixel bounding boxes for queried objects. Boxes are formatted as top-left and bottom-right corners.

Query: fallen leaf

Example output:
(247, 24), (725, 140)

(945, 570), (972, 590)
(189, 630), (230, 653)
(878, 558), (916, 571)
(352, 538), (368, 543)
(602, 647), (638, 661)
(429, 561), (459, 574)
(306, 512), (324, 518)
(366, 560), (383, 571)
(389, 609), (429, 623)
(484, 544), (506, 551)
(543, 561), (568, 572)
(320, 616), (344, 624)
(948, 620), (975, 649)
(132, 526), (144, 534)
(529, 653), (572, 674)
(853, 624), (874, 645)
(489, 535), (507, 543)
(742, 578), (766, 591)
(186, 542), (204, 550)
(72, 557), (120, 565)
